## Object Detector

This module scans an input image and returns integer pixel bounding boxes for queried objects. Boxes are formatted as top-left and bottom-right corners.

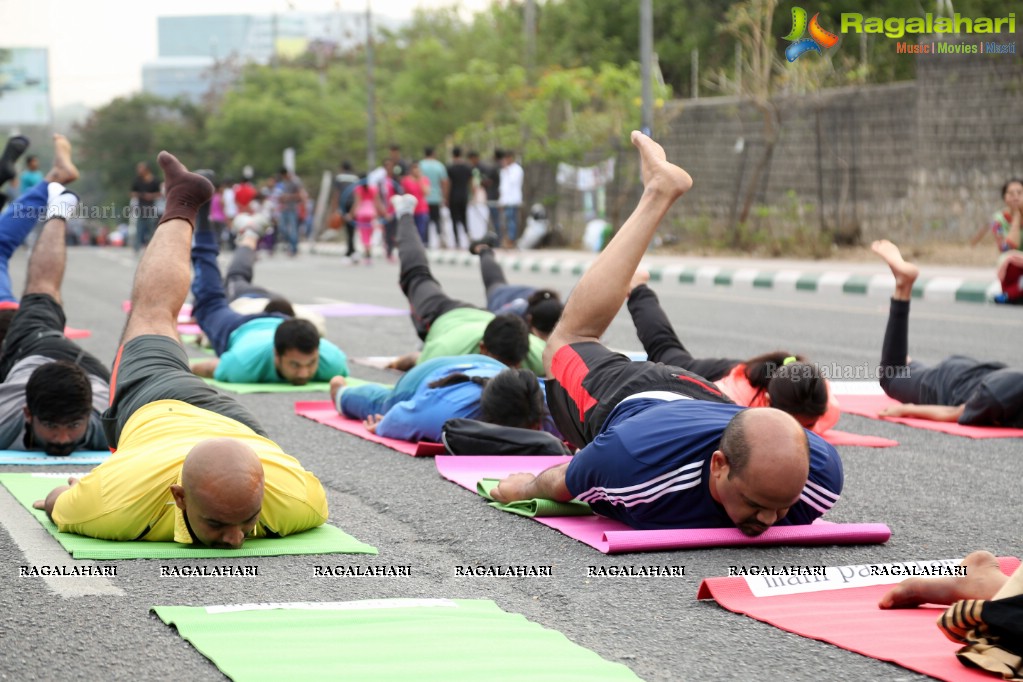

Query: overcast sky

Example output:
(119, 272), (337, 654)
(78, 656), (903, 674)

(0, 0), (494, 110)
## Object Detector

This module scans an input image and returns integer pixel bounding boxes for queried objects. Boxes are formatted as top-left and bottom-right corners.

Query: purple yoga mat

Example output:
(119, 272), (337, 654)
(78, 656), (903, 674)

(436, 456), (891, 554)
(306, 302), (407, 318)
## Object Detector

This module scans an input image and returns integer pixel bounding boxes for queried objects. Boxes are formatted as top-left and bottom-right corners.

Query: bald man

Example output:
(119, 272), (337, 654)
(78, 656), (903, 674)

(33, 152), (327, 548)
(490, 132), (843, 533)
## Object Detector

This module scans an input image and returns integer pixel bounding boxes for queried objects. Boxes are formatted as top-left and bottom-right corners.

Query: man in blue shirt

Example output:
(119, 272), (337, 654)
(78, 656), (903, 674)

(189, 204), (348, 385)
(490, 131), (843, 534)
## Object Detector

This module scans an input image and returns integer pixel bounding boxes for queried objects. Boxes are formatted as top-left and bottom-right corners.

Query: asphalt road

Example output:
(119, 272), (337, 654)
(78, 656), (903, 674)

(0, 244), (1019, 682)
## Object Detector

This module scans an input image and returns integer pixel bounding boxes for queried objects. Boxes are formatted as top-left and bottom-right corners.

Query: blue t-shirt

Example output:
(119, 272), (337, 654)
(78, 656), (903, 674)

(372, 360), (505, 442)
(213, 317), (349, 383)
(565, 396), (843, 530)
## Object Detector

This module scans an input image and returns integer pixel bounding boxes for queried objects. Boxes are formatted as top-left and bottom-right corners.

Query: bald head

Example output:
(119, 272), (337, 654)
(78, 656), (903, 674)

(711, 408), (810, 536)
(172, 438), (265, 548)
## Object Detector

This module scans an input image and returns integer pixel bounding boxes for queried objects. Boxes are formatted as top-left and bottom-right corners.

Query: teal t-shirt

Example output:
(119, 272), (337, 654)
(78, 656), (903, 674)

(416, 307), (545, 377)
(419, 158), (448, 205)
(213, 317), (349, 383)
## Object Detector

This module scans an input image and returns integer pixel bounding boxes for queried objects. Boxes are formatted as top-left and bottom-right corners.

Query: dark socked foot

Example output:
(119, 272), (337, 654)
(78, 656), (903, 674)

(157, 151), (214, 227)
(0, 135), (30, 186)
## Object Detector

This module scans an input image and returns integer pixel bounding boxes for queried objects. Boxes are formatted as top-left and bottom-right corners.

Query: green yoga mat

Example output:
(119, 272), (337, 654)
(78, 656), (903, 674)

(478, 478), (592, 518)
(189, 358), (377, 395)
(153, 599), (641, 681)
(0, 473), (377, 560)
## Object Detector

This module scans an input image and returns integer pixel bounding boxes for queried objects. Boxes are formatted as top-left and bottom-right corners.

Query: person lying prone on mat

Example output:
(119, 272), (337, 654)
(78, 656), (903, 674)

(872, 240), (1023, 427)
(33, 153), (328, 548)
(626, 269), (840, 434)
(0, 134), (112, 455)
(189, 212), (348, 386)
(880, 550), (1023, 680)
(489, 131), (844, 534)
(330, 354), (556, 443)
(388, 194), (547, 376)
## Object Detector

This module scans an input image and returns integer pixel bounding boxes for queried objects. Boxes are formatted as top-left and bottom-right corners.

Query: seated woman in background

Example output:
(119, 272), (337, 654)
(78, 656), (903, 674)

(329, 355), (549, 443)
(625, 271), (839, 434)
(971, 178), (1023, 304)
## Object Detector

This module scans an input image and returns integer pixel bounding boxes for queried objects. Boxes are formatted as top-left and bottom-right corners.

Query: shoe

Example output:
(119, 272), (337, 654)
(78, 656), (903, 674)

(469, 232), (499, 255)
(993, 293), (1009, 304)
(0, 135), (30, 186)
(390, 194), (417, 217)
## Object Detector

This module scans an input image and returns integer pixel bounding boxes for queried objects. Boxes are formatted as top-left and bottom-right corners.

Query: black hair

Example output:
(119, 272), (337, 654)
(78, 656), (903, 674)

(26, 154), (37, 164)
(481, 314), (530, 367)
(494, 149), (505, 161)
(424, 146), (435, 157)
(525, 289), (563, 336)
(26, 361), (92, 424)
(1002, 178), (1023, 198)
(452, 146), (462, 158)
(467, 150), (479, 159)
(743, 352), (827, 423)
(766, 363), (829, 420)
(264, 297), (296, 318)
(341, 160), (353, 171)
(719, 410), (752, 478)
(389, 144), (401, 152)
(428, 368), (545, 430)
(273, 318), (319, 355)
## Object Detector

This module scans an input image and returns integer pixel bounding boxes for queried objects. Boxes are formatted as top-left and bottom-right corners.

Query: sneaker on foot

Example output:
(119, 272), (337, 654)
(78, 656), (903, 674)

(390, 194), (417, 218)
(993, 292), (1010, 304)
(0, 135), (30, 186)
(46, 189), (79, 221)
(469, 232), (500, 255)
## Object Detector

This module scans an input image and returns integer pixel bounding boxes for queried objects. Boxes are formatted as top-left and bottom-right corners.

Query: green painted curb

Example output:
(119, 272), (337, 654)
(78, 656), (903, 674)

(842, 275), (870, 294)
(713, 270), (733, 286)
(753, 273), (774, 288)
(796, 274), (819, 292)
(955, 281), (990, 303)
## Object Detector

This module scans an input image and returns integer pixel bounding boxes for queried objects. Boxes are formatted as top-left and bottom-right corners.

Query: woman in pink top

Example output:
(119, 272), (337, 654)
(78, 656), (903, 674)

(626, 279), (839, 434)
(350, 181), (383, 263)
(401, 162), (430, 243)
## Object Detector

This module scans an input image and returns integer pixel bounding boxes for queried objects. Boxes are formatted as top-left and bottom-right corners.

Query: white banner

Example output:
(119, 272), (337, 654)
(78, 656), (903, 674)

(744, 558), (965, 598)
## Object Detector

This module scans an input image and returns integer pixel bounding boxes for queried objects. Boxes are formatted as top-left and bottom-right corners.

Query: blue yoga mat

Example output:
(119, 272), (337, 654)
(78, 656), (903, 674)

(0, 450), (110, 466)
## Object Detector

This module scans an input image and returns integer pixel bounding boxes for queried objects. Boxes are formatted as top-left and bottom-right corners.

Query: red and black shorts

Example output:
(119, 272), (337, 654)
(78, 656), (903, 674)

(545, 342), (732, 449)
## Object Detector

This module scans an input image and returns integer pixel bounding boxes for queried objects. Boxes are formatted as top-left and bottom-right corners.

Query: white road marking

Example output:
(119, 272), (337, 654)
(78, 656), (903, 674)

(0, 485), (124, 598)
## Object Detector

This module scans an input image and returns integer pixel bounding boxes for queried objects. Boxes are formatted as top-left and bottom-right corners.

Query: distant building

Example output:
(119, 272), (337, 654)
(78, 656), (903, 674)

(141, 11), (404, 102)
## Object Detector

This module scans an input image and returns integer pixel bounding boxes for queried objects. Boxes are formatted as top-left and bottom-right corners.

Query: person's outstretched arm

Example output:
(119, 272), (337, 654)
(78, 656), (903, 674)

(879, 403), (965, 422)
(542, 132), (692, 374)
(489, 463), (571, 503)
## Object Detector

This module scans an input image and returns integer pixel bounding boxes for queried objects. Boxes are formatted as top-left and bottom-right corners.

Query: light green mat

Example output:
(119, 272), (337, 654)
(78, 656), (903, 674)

(187, 359), (376, 394)
(153, 599), (641, 681)
(0, 473), (377, 560)
(478, 478), (592, 518)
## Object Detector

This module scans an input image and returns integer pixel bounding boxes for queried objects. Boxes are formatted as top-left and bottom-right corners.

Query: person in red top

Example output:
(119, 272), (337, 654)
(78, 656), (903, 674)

(350, 181), (383, 264)
(970, 179), (1023, 304)
(625, 271), (839, 433)
(401, 162), (430, 243)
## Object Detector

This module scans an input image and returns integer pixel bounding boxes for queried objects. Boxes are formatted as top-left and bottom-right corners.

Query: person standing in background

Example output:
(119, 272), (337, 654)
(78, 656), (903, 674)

(419, 147), (449, 248)
(498, 151), (524, 248)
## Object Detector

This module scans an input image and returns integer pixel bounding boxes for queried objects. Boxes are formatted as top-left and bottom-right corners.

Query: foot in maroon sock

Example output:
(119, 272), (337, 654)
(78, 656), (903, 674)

(157, 151), (214, 227)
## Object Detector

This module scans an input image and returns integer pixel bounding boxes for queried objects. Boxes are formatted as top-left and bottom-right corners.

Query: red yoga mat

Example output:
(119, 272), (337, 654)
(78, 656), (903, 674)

(63, 326), (91, 340)
(838, 394), (1023, 439)
(436, 456), (891, 554)
(294, 400), (439, 456)
(698, 557), (1021, 682)
(820, 429), (898, 448)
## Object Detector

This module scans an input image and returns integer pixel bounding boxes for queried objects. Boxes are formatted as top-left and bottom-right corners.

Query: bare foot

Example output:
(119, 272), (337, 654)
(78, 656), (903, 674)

(878, 550), (1008, 609)
(632, 131), (692, 200)
(629, 267), (650, 293)
(871, 239), (919, 300)
(44, 134), (78, 185)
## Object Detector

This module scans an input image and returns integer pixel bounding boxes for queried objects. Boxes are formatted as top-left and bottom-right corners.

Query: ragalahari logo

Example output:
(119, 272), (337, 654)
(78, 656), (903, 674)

(783, 7), (840, 61)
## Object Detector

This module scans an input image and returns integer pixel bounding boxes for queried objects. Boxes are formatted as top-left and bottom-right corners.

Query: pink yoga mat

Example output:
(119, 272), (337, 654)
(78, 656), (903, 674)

(435, 456), (891, 554)
(698, 557), (1021, 681)
(294, 400), (438, 456)
(63, 326), (91, 340)
(820, 429), (897, 448)
(838, 394), (1023, 439)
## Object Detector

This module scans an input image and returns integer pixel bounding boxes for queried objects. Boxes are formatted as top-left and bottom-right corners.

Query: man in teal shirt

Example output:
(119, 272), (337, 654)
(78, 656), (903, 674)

(419, 147), (449, 245)
(19, 156), (44, 192)
(189, 202), (348, 385)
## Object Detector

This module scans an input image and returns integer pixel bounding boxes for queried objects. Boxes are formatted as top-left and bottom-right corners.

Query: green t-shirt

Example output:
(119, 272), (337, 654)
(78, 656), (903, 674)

(417, 307), (545, 377)
(214, 318), (349, 383)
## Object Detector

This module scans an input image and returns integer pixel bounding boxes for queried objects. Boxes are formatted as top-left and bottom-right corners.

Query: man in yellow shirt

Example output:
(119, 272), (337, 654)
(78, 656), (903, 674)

(33, 152), (328, 548)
